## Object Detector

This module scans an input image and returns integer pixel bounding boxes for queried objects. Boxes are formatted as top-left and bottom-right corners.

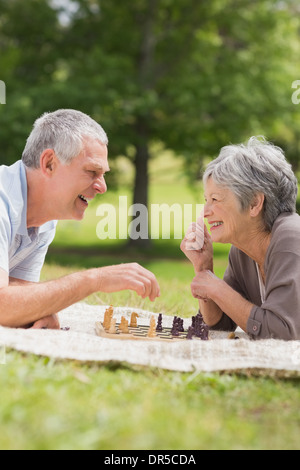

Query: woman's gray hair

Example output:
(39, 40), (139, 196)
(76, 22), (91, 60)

(203, 136), (298, 232)
(22, 109), (108, 169)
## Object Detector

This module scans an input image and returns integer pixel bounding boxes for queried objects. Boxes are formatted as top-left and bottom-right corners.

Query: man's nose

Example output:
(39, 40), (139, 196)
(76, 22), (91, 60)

(93, 176), (107, 194)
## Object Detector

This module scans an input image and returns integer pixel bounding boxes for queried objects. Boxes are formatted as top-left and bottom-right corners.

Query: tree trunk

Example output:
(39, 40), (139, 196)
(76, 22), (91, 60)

(127, 2), (158, 249)
(128, 123), (152, 249)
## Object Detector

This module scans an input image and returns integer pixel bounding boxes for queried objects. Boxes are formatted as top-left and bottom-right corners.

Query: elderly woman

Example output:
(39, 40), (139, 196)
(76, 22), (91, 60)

(181, 137), (300, 340)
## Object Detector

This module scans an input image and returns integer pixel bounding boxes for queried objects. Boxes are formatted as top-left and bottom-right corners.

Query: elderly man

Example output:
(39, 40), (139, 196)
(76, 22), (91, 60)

(0, 109), (160, 329)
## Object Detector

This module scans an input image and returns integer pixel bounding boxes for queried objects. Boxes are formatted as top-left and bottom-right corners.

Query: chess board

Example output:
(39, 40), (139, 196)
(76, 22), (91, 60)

(95, 321), (205, 342)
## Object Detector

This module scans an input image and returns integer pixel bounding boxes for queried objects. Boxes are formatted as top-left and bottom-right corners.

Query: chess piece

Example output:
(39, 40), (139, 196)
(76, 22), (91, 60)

(103, 305), (114, 330)
(119, 316), (129, 333)
(156, 313), (163, 331)
(108, 318), (117, 334)
(130, 312), (139, 328)
(186, 326), (194, 340)
(147, 315), (157, 337)
(171, 316), (184, 336)
(200, 323), (209, 341)
(193, 311), (209, 340)
(171, 323), (180, 336)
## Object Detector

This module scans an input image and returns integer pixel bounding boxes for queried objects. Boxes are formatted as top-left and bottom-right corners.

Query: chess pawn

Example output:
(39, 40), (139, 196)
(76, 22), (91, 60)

(120, 316), (129, 334)
(123, 319), (129, 334)
(119, 316), (125, 330)
(147, 315), (156, 338)
(108, 318), (117, 334)
(186, 326), (194, 340)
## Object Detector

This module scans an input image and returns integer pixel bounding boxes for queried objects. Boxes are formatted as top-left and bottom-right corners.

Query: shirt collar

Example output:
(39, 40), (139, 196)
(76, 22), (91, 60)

(19, 162), (57, 237)
(18, 162), (29, 237)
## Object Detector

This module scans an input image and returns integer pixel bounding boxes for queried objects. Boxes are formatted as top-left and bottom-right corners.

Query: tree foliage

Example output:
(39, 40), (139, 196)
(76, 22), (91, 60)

(0, 0), (299, 223)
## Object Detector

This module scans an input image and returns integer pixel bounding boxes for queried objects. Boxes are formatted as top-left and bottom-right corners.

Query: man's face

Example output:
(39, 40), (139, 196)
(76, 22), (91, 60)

(52, 138), (109, 221)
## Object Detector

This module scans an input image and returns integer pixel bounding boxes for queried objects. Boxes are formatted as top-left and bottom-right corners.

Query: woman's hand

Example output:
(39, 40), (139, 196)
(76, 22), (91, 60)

(191, 270), (221, 302)
(180, 215), (213, 273)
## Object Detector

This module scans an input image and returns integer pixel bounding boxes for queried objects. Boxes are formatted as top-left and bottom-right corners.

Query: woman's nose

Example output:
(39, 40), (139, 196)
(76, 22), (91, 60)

(204, 202), (212, 218)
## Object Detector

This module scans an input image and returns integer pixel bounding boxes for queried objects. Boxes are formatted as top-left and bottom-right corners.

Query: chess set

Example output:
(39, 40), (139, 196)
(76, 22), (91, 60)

(95, 305), (210, 342)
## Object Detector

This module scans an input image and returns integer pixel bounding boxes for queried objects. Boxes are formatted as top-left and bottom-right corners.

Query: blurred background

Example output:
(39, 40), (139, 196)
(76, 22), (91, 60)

(0, 0), (300, 256)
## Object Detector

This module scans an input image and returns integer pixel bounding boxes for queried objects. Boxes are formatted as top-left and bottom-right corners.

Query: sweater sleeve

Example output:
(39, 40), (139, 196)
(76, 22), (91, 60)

(209, 247), (240, 332)
(247, 250), (300, 340)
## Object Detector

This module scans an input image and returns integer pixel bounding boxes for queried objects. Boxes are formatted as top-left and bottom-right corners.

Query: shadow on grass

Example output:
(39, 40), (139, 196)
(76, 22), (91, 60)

(47, 240), (231, 270)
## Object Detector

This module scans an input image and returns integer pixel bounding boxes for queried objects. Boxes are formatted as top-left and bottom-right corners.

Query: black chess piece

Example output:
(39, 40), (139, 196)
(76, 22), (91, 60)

(186, 326), (194, 340)
(156, 313), (163, 331)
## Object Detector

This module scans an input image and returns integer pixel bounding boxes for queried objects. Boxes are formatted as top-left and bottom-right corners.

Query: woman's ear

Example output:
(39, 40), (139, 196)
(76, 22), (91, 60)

(250, 193), (265, 217)
(39, 149), (58, 177)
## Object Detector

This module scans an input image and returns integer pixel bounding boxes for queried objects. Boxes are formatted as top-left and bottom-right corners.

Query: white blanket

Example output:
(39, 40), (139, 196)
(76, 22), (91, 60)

(1, 302), (300, 377)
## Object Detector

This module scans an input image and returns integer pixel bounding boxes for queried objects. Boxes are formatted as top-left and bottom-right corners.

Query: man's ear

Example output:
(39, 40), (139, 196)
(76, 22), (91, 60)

(250, 193), (265, 217)
(39, 149), (58, 177)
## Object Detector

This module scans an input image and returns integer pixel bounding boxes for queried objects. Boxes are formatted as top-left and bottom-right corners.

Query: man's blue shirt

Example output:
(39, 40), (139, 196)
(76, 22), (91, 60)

(0, 161), (57, 282)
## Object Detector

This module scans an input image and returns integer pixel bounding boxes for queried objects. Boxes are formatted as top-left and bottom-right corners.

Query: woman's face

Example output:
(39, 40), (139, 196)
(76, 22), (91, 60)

(204, 177), (249, 245)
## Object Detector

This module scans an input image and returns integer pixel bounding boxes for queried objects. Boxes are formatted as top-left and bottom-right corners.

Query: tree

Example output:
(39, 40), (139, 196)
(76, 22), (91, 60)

(0, 0), (63, 161)
(0, 0), (299, 246)
(60, 0), (300, 245)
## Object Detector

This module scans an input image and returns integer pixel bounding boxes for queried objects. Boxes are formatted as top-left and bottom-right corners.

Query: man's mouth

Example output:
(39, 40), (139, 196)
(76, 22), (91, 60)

(78, 194), (89, 205)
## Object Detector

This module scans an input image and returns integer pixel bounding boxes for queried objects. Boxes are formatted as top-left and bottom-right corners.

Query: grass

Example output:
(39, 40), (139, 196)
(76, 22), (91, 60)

(43, 241), (229, 317)
(3, 246), (300, 450)
(2, 152), (300, 450)
(2, 350), (300, 450)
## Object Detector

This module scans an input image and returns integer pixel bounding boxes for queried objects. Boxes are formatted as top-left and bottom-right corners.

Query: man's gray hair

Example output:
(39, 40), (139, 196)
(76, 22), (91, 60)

(22, 109), (108, 168)
(203, 136), (298, 232)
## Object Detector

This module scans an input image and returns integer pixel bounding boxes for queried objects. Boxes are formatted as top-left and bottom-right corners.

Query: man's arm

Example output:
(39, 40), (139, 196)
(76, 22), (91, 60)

(8, 277), (60, 329)
(0, 263), (160, 328)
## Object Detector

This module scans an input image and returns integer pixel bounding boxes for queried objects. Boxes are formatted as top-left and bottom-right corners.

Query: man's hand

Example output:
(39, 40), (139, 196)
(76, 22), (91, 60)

(30, 313), (60, 330)
(98, 263), (160, 302)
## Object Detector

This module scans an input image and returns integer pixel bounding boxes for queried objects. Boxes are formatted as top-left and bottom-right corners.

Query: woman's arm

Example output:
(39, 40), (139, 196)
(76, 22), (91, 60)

(181, 217), (253, 333)
(191, 270), (253, 332)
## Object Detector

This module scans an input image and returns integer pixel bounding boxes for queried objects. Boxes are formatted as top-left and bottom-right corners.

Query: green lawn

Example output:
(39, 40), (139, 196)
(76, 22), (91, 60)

(1, 155), (300, 450)
(2, 243), (300, 450)
(2, 349), (300, 450)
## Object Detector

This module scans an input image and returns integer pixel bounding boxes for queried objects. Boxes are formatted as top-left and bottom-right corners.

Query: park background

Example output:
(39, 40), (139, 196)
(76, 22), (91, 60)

(1, 0), (300, 450)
